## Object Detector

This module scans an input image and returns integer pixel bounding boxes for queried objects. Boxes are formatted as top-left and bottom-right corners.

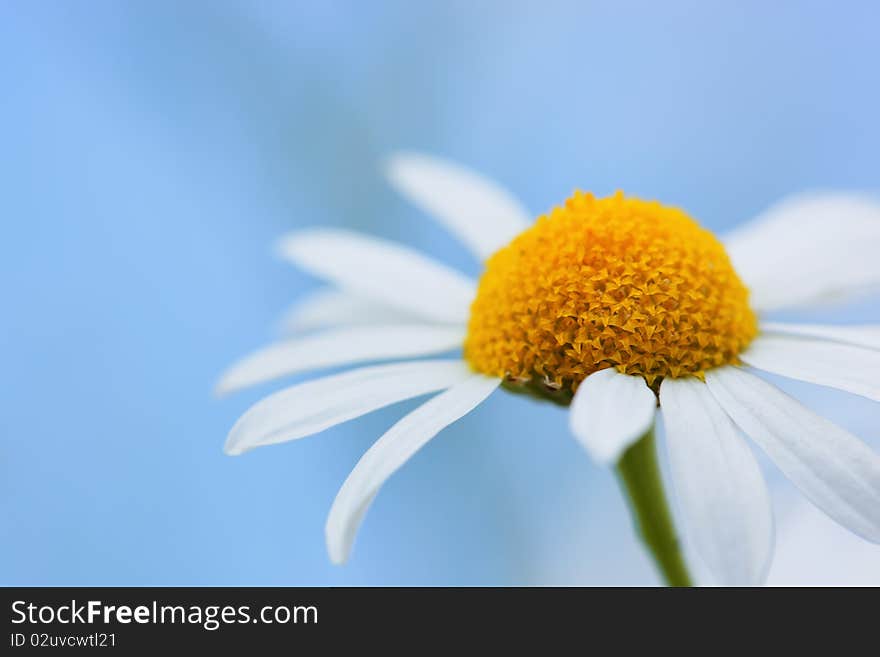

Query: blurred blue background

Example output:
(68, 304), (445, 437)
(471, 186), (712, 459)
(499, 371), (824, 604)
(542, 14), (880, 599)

(2, 1), (879, 585)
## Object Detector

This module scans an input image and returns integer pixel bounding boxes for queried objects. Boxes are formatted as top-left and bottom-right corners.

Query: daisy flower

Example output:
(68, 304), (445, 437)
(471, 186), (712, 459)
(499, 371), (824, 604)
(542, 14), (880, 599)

(218, 153), (880, 586)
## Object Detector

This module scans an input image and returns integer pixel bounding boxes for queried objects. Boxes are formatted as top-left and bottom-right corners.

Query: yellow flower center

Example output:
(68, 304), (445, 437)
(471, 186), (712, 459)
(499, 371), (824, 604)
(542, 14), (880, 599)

(464, 191), (758, 398)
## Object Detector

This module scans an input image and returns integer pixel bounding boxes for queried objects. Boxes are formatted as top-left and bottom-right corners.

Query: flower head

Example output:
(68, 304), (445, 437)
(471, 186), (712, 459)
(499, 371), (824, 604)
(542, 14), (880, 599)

(219, 152), (880, 586)
(466, 190), (757, 391)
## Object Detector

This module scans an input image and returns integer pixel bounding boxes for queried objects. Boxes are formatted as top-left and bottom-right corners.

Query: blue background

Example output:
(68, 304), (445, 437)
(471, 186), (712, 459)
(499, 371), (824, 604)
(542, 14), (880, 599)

(3, 1), (879, 585)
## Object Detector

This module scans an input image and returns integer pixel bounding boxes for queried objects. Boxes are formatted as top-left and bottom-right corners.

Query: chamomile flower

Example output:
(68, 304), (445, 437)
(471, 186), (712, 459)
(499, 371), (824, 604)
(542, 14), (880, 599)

(218, 153), (880, 585)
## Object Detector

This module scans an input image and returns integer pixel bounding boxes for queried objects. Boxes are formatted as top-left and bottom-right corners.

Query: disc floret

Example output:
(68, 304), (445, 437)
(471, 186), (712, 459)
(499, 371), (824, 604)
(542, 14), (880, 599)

(464, 191), (757, 395)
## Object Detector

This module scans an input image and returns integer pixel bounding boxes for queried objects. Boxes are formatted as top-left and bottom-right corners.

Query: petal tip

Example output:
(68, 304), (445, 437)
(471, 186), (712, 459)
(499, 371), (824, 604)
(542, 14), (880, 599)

(275, 232), (302, 260)
(213, 375), (237, 398)
(383, 152), (431, 191)
(325, 526), (352, 566)
(382, 151), (407, 170)
(568, 416), (619, 466)
(223, 434), (247, 456)
(327, 549), (349, 566)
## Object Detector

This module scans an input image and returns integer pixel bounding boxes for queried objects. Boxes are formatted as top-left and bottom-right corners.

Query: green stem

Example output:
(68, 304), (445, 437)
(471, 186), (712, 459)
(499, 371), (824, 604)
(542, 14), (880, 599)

(615, 427), (693, 587)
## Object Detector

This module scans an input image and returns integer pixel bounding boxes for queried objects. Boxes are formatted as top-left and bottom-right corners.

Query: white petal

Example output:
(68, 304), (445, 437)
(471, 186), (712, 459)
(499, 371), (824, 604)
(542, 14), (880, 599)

(216, 324), (465, 395)
(224, 360), (472, 455)
(279, 288), (422, 334)
(385, 152), (531, 260)
(760, 321), (880, 352)
(706, 366), (880, 543)
(325, 373), (500, 564)
(569, 369), (656, 465)
(660, 377), (774, 586)
(740, 334), (880, 402)
(724, 193), (880, 311)
(278, 229), (476, 324)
